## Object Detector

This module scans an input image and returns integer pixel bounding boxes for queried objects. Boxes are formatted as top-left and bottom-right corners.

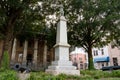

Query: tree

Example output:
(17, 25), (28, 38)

(110, 21), (120, 47)
(66, 0), (120, 70)
(0, 0), (54, 66)
(28, 0), (120, 70)
(0, 0), (35, 62)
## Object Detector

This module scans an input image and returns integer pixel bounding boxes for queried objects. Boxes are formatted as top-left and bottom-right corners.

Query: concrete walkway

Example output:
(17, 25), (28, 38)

(17, 72), (30, 80)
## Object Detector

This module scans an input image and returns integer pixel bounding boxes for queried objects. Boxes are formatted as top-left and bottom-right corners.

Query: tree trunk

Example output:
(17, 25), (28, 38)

(3, 35), (13, 57)
(87, 46), (94, 70)
(0, 40), (4, 67)
(0, 29), (13, 68)
(0, 5), (23, 68)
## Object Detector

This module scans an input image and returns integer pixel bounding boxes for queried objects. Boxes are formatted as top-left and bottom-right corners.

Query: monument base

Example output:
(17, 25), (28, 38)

(45, 60), (80, 75)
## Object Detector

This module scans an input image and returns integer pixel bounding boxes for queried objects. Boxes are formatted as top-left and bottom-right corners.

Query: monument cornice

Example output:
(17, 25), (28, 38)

(54, 43), (70, 48)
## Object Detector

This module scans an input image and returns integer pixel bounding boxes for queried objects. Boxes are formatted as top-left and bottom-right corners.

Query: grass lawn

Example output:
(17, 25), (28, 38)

(27, 70), (120, 80)
(0, 69), (120, 80)
(96, 78), (120, 80)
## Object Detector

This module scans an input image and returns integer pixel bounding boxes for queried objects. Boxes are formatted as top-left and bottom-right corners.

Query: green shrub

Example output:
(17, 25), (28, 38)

(94, 75), (100, 79)
(102, 71), (111, 78)
(1, 51), (10, 70)
(0, 51), (17, 80)
(80, 70), (115, 79)
(56, 74), (67, 80)
(0, 70), (17, 80)
(0, 67), (5, 72)
(66, 75), (81, 80)
(81, 75), (93, 80)
(27, 72), (54, 80)
(111, 70), (120, 77)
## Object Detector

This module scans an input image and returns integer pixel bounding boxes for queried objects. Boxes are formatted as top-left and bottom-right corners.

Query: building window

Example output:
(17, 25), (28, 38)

(102, 63), (104, 67)
(74, 57), (76, 61)
(93, 50), (98, 56)
(106, 62), (108, 66)
(73, 62), (77, 67)
(113, 58), (118, 66)
(101, 49), (104, 55)
(96, 50), (98, 56)
(93, 50), (96, 56)
(80, 64), (83, 69)
(80, 61), (83, 63)
(79, 58), (82, 61)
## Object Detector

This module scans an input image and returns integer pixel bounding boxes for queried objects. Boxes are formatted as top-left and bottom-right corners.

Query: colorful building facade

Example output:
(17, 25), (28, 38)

(92, 44), (120, 69)
(70, 48), (87, 70)
(92, 46), (110, 69)
(108, 44), (120, 66)
(70, 44), (120, 70)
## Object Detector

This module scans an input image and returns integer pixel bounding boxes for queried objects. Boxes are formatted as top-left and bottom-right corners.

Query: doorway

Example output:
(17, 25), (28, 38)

(27, 54), (33, 66)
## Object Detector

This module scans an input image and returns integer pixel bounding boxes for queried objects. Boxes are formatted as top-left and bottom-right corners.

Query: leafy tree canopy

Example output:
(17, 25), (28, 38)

(64, 0), (120, 69)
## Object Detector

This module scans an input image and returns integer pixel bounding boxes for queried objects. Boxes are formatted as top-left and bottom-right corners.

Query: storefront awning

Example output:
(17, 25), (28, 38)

(94, 57), (109, 63)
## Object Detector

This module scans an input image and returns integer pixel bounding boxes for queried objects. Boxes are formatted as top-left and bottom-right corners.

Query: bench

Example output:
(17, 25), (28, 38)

(101, 66), (120, 71)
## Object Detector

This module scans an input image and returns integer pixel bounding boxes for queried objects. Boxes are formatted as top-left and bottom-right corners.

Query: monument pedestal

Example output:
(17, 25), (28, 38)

(46, 43), (80, 75)
(46, 60), (80, 75)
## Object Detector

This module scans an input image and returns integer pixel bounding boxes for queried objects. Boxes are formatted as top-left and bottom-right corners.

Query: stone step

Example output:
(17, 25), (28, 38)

(51, 61), (73, 66)
(48, 66), (76, 70)
(46, 69), (80, 76)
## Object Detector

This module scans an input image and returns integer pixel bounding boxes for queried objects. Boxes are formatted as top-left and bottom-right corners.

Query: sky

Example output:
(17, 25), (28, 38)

(70, 47), (87, 55)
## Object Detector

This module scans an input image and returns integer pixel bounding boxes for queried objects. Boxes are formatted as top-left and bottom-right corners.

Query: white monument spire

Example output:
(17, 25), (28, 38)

(59, 5), (64, 16)
(46, 4), (80, 75)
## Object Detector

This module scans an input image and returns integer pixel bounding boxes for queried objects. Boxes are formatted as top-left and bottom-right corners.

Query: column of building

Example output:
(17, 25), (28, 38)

(43, 40), (47, 68)
(22, 40), (28, 67)
(11, 38), (17, 65)
(33, 39), (38, 69)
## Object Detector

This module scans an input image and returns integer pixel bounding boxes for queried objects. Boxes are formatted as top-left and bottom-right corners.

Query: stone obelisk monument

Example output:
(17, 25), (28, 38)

(46, 5), (80, 75)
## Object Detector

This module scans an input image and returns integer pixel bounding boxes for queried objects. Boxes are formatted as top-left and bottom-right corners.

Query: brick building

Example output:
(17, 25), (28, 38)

(0, 38), (54, 71)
